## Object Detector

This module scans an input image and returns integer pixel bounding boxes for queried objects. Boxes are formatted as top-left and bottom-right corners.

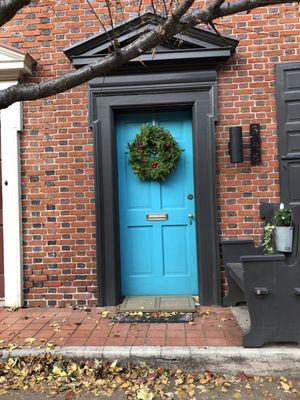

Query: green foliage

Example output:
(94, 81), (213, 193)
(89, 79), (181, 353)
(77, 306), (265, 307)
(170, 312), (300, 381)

(273, 204), (293, 227)
(262, 204), (293, 254)
(262, 223), (275, 255)
(128, 124), (182, 181)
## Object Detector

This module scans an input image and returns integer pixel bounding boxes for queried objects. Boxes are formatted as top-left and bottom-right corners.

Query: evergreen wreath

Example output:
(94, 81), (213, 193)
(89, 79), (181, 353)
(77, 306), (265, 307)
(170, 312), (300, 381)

(128, 124), (182, 181)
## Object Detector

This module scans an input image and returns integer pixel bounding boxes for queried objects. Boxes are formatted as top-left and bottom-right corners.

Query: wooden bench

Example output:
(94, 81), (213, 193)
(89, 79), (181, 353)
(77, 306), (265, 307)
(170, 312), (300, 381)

(222, 204), (300, 348)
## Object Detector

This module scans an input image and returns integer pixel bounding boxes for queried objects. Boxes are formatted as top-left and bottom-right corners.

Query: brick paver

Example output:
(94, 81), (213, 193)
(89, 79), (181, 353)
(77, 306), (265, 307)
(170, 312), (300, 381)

(0, 306), (242, 347)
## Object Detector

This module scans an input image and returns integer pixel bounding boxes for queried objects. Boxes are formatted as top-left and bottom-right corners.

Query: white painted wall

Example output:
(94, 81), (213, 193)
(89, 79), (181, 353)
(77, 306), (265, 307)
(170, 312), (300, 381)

(0, 81), (23, 308)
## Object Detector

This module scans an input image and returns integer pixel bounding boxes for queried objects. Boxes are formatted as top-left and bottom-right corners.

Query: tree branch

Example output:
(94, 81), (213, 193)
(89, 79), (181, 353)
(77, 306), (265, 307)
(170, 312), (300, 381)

(218, 0), (299, 17)
(86, 0), (114, 51)
(207, 0), (226, 13)
(0, 0), (195, 109)
(0, 0), (299, 109)
(187, 0), (299, 25)
(0, 0), (32, 27)
(205, 0), (226, 34)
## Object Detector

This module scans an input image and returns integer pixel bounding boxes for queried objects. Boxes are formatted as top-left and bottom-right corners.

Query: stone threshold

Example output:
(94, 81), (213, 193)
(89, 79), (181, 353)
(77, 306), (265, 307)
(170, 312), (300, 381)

(119, 295), (196, 312)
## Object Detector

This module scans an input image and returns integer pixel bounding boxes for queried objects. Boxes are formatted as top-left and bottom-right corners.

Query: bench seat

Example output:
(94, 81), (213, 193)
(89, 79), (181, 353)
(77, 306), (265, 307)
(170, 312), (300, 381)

(222, 204), (300, 348)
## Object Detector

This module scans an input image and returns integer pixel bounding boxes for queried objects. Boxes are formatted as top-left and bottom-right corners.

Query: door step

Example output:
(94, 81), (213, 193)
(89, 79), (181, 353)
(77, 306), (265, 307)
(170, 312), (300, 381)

(119, 295), (195, 312)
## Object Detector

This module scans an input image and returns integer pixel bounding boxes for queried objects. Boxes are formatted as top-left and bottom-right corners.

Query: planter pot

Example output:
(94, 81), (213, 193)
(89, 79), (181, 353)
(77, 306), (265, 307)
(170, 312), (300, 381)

(274, 226), (293, 253)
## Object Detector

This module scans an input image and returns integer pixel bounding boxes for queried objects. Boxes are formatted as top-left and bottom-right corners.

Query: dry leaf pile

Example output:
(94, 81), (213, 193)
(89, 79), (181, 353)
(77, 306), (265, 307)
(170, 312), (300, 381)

(0, 340), (56, 351)
(0, 355), (298, 399)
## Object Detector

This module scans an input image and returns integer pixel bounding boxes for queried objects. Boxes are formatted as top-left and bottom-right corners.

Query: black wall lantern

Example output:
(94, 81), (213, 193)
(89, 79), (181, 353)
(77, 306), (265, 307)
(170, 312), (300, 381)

(228, 126), (243, 163)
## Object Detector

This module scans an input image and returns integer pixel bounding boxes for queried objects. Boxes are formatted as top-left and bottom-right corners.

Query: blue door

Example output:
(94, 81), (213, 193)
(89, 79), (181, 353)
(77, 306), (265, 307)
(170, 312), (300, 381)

(116, 110), (198, 295)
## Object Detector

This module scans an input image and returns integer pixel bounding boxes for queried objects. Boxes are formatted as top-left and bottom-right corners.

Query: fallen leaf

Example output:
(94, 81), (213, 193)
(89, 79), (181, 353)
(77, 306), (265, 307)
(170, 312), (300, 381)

(280, 381), (291, 392)
(137, 386), (154, 400)
(46, 342), (56, 349)
(110, 360), (118, 370)
(53, 364), (67, 377)
(25, 337), (37, 345)
(219, 387), (228, 393)
(101, 311), (110, 318)
(67, 362), (78, 375)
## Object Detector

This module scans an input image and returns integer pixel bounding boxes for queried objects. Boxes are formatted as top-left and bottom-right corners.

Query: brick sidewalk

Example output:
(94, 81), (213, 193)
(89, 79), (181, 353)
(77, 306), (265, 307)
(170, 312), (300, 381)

(0, 306), (242, 348)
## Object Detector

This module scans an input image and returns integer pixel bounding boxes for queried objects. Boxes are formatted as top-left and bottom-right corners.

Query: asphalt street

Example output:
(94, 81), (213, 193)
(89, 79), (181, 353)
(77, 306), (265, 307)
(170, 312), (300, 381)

(1, 378), (300, 400)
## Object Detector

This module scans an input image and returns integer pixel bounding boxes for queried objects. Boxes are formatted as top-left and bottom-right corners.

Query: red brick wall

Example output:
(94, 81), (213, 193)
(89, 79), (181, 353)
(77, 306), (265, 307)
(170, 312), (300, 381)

(0, 1), (299, 306)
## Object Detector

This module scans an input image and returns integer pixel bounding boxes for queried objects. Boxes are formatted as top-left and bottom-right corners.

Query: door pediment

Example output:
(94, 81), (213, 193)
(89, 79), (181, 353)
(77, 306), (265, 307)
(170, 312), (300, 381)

(64, 12), (238, 71)
(0, 44), (36, 79)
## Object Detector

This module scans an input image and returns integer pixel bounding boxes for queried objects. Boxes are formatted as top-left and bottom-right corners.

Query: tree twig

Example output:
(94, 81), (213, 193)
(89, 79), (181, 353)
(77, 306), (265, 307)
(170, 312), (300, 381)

(86, 0), (115, 51)
(104, 0), (119, 49)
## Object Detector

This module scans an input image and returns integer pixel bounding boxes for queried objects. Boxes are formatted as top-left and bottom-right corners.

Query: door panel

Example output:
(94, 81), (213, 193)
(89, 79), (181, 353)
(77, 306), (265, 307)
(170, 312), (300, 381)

(116, 110), (198, 295)
(162, 225), (188, 275)
(276, 62), (300, 206)
(127, 227), (153, 275)
(287, 130), (300, 154)
(287, 162), (300, 204)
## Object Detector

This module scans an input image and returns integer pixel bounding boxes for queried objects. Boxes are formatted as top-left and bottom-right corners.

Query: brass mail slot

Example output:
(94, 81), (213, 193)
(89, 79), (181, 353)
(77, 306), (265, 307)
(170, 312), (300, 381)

(146, 213), (168, 221)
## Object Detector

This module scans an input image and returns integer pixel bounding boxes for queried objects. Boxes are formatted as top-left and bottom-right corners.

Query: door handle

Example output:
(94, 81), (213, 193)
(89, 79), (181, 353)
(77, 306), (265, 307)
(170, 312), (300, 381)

(188, 213), (193, 225)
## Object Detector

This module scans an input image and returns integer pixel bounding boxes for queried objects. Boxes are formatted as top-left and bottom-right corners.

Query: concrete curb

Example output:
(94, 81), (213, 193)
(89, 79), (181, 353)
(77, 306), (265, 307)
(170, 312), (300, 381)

(1, 346), (300, 375)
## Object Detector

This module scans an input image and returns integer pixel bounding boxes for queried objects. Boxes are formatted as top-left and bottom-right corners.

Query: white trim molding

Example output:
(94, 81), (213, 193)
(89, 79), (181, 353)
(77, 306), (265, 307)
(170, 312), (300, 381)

(0, 82), (23, 307)
(0, 45), (35, 307)
(0, 44), (36, 79)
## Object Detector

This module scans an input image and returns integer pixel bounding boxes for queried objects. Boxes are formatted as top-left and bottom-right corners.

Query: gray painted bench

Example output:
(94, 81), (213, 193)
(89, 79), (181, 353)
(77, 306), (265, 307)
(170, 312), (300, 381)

(222, 204), (300, 348)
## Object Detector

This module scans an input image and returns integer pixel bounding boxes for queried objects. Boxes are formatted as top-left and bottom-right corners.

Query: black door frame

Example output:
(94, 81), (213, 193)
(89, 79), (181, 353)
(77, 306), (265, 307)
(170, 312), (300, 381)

(90, 70), (221, 306)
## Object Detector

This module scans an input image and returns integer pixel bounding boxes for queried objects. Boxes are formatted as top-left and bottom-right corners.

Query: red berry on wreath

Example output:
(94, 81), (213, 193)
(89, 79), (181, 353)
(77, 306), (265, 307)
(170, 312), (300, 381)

(151, 162), (157, 168)
(164, 143), (171, 149)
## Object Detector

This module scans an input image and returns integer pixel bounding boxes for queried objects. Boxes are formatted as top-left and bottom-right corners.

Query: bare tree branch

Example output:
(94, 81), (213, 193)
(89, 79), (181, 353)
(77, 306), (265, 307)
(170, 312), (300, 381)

(207, 0), (226, 13)
(161, 0), (169, 16)
(104, 0), (119, 49)
(151, 0), (158, 17)
(0, 0), (32, 27)
(204, 0), (226, 34)
(86, 0), (115, 51)
(177, 0), (299, 26)
(0, 0), (299, 109)
(199, 0), (299, 23)
(0, 0), (195, 109)
(138, 0), (143, 16)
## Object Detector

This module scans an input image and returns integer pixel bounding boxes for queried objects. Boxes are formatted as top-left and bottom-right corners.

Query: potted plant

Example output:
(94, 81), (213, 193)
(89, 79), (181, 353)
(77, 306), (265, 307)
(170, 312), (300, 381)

(273, 203), (293, 253)
(263, 203), (293, 254)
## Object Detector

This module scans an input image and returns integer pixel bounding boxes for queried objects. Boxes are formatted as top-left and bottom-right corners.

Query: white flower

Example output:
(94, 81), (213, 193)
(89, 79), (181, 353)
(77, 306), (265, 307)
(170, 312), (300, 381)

(280, 203), (284, 210)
